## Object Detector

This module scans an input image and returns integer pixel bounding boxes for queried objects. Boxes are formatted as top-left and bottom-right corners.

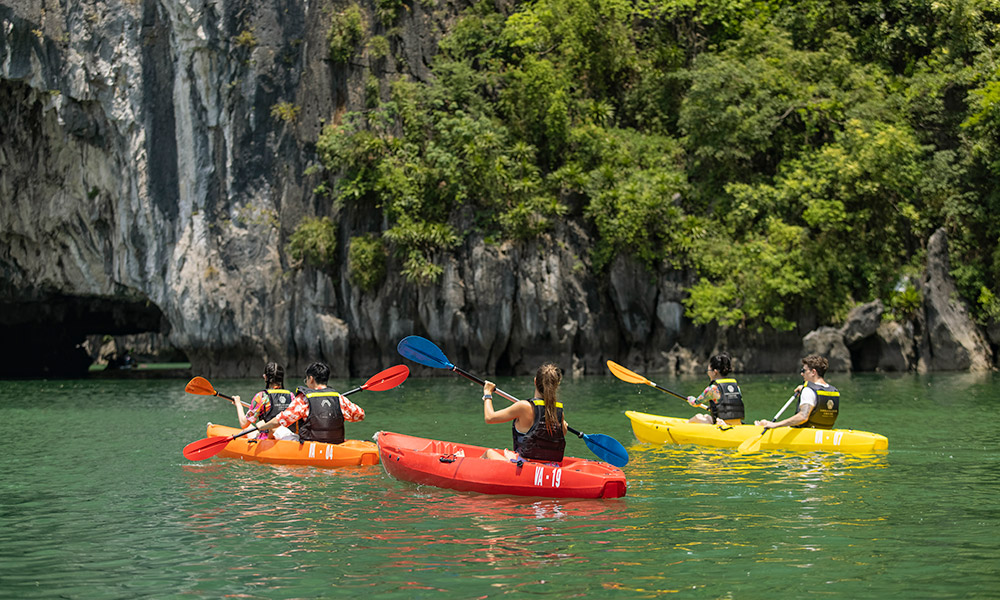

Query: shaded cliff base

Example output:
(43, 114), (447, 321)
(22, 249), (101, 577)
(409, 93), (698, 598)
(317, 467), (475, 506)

(2, 230), (995, 379)
(0, 294), (185, 378)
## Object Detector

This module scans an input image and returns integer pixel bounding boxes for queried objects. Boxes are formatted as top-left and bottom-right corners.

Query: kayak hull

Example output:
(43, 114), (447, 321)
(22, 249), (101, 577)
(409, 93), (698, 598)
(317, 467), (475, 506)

(205, 423), (380, 467)
(375, 431), (627, 499)
(625, 411), (888, 453)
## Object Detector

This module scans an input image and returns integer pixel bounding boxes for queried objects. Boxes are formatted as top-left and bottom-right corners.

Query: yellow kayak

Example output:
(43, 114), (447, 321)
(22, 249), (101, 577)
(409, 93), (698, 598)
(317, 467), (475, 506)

(625, 410), (888, 453)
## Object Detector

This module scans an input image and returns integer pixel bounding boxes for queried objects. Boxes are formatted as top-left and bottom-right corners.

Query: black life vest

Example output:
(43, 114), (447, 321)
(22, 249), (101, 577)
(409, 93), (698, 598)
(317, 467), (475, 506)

(260, 388), (294, 422)
(796, 381), (839, 429)
(513, 399), (566, 463)
(295, 386), (345, 444)
(710, 378), (744, 422)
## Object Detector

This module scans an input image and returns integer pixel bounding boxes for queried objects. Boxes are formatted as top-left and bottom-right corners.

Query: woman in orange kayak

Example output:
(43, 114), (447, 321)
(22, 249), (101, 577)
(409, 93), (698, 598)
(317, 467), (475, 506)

(481, 363), (569, 462)
(232, 362), (296, 441)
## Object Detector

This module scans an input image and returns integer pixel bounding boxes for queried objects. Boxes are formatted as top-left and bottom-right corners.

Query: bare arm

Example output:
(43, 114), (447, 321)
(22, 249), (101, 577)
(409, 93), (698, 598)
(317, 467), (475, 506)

(482, 380), (533, 425)
(759, 403), (812, 429)
(234, 395), (249, 428)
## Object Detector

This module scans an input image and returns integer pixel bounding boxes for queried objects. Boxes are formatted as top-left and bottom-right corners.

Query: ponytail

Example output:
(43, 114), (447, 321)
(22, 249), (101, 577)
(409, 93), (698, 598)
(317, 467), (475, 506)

(535, 363), (563, 435)
(263, 362), (284, 388)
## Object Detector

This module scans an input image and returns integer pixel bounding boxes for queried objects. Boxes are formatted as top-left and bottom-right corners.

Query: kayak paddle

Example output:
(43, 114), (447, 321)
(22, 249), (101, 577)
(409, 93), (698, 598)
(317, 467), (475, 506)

(607, 360), (709, 410)
(185, 376), (247, 406)
(397, 336), (629, 467)
(183, 425), (259, 460)
(181, 364), (411, 461)
(736, 392), (798, 455)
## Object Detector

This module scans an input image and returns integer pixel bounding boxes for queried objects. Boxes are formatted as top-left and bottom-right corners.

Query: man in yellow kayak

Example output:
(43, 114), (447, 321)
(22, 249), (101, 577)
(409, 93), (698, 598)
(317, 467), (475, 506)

(755, 355), (840, 430)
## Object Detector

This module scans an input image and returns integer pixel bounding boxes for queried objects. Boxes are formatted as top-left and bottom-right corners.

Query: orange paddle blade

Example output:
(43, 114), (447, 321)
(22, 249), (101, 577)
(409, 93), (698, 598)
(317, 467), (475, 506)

(606, 360), (652, 385)
(182, 436), (231, 461)
(185, 376), (218, 396)
(362, 365), (410, 391)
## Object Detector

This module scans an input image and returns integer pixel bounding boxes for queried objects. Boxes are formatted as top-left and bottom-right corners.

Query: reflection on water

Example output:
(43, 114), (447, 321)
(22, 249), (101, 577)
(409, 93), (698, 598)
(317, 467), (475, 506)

(1, 374), (998, 599)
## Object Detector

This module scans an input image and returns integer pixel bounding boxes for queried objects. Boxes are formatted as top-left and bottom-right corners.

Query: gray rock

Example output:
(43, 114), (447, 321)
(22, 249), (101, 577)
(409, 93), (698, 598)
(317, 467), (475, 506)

(841, 300), (884, 346)
(802, 327), (851, 372)
(874, 321), (915, 372)
(918, 229), (993, 372)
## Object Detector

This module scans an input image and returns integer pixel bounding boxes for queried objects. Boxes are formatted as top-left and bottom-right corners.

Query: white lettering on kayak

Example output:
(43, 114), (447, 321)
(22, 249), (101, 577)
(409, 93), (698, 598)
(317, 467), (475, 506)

(833, 431), (843, 446)
(534, 467), (544, 486)
(815, 430), (823, 445)
(309, 443), (316, 458)
(326, 444), (333, 459)
(553, 468), (562, 488)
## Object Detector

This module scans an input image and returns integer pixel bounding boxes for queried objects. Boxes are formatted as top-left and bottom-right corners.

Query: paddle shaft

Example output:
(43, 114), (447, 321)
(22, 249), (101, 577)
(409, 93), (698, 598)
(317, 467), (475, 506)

(772, 392), (799, 421)
(455, 367), (598, 443)
(658, 382), (710, 411)
(738, 392), (800, 454)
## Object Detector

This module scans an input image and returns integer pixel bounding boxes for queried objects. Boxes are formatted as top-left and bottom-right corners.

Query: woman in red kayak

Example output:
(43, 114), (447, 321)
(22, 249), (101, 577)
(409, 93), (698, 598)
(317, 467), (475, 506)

(481, 363), (569, 463)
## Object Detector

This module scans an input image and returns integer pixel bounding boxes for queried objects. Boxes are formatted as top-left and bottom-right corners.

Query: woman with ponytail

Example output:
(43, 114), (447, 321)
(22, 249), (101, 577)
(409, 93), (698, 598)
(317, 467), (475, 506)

(686, 352), (745, 426)
(232, 362), (297, 441)
(481, 363), (569, 463)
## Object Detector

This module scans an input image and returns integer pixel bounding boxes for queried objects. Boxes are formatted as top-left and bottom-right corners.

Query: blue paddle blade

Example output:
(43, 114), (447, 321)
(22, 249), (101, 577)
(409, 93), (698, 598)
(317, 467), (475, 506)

(581, 433), (629, 467)
(397, 336), (455, 370)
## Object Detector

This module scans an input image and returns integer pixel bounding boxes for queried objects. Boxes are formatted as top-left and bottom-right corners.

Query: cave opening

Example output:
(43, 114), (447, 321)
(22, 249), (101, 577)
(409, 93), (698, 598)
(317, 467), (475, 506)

(0, 293), (188, 378)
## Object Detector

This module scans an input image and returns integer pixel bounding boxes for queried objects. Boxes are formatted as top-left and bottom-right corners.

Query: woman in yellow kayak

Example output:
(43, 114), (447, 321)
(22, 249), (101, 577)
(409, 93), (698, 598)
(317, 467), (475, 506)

(481, 363), (569, 462)
(686, 352), (745, 426)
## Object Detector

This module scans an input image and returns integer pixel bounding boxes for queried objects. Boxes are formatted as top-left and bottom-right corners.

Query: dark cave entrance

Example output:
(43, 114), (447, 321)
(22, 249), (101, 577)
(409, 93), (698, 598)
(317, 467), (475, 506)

(0, 293), (187, 378)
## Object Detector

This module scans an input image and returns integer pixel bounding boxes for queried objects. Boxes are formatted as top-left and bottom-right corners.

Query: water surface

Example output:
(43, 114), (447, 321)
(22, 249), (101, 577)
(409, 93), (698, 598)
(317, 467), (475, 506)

(1, 372), (997, 598)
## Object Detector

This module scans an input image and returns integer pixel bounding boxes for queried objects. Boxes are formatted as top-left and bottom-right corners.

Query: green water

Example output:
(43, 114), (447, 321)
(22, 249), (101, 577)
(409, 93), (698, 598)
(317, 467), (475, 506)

(1, 372), (997, 599)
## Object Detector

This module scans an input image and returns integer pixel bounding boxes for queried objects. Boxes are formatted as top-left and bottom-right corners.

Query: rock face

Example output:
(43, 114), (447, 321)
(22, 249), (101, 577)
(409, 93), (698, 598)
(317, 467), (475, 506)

(917, 229), (993, 372)
(0, 3), (995, 378)
(798, 229), (994, 373)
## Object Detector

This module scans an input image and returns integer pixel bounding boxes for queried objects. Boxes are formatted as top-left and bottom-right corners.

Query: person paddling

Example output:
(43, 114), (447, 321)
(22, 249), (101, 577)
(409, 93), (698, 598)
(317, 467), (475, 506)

(686, 352), (744, 426)
(481, 363), (568, 463)
(247, 362), (365, 443)
(755, 355), (839, 430)
(232, 362), (296, 441)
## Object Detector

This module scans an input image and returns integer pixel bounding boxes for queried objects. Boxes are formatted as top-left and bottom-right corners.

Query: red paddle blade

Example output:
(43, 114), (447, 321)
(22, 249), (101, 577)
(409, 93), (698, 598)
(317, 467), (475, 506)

(362, 365), (410, 391)
(182, 436), (231, 461)
(185, 376), (218, 396)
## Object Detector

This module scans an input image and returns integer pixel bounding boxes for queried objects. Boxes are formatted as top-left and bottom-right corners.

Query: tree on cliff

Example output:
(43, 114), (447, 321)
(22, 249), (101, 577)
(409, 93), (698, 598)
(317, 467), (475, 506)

(304, 0), (1000, 331)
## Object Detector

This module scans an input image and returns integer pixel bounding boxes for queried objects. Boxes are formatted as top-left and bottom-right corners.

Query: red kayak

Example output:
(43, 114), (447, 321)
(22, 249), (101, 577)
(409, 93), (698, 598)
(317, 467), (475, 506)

(375, 431), (627, 499)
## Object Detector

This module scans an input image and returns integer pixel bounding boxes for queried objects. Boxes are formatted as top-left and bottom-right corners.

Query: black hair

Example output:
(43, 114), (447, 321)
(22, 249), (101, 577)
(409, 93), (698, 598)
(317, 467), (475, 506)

(263, 362), (284, 387)
(709, 353), (732, 376)
(305, 362), (330, 385)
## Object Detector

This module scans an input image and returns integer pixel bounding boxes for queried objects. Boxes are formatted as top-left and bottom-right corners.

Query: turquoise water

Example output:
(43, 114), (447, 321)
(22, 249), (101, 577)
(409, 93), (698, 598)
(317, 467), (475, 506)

(1, 372), (997, 598)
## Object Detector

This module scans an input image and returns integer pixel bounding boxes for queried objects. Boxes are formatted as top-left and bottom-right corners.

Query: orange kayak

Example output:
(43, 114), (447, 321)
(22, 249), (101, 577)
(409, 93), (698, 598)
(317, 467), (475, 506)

(375, 430), (627, 498)
(205, 423), (379, 467)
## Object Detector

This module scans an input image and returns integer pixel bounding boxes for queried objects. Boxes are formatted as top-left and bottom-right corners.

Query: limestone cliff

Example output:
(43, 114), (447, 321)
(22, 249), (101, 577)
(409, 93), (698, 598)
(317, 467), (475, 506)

(0, 1), (994, 378)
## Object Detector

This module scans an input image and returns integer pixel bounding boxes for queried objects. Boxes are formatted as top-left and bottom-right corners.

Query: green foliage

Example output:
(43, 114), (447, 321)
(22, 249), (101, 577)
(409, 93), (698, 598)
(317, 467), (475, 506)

(374, 0), (405, 25)
(367, 35), (390, 59)
(270, 102), (300, 123)
(347, 235), (388, 292)
(233, 30), (257, 49)
(286, 217), (337, 269)
(683, 218), (807, 331)
(307, 0), (1000, 326)
(885, 283), (922, 322)
(328, 5), (365, 63)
